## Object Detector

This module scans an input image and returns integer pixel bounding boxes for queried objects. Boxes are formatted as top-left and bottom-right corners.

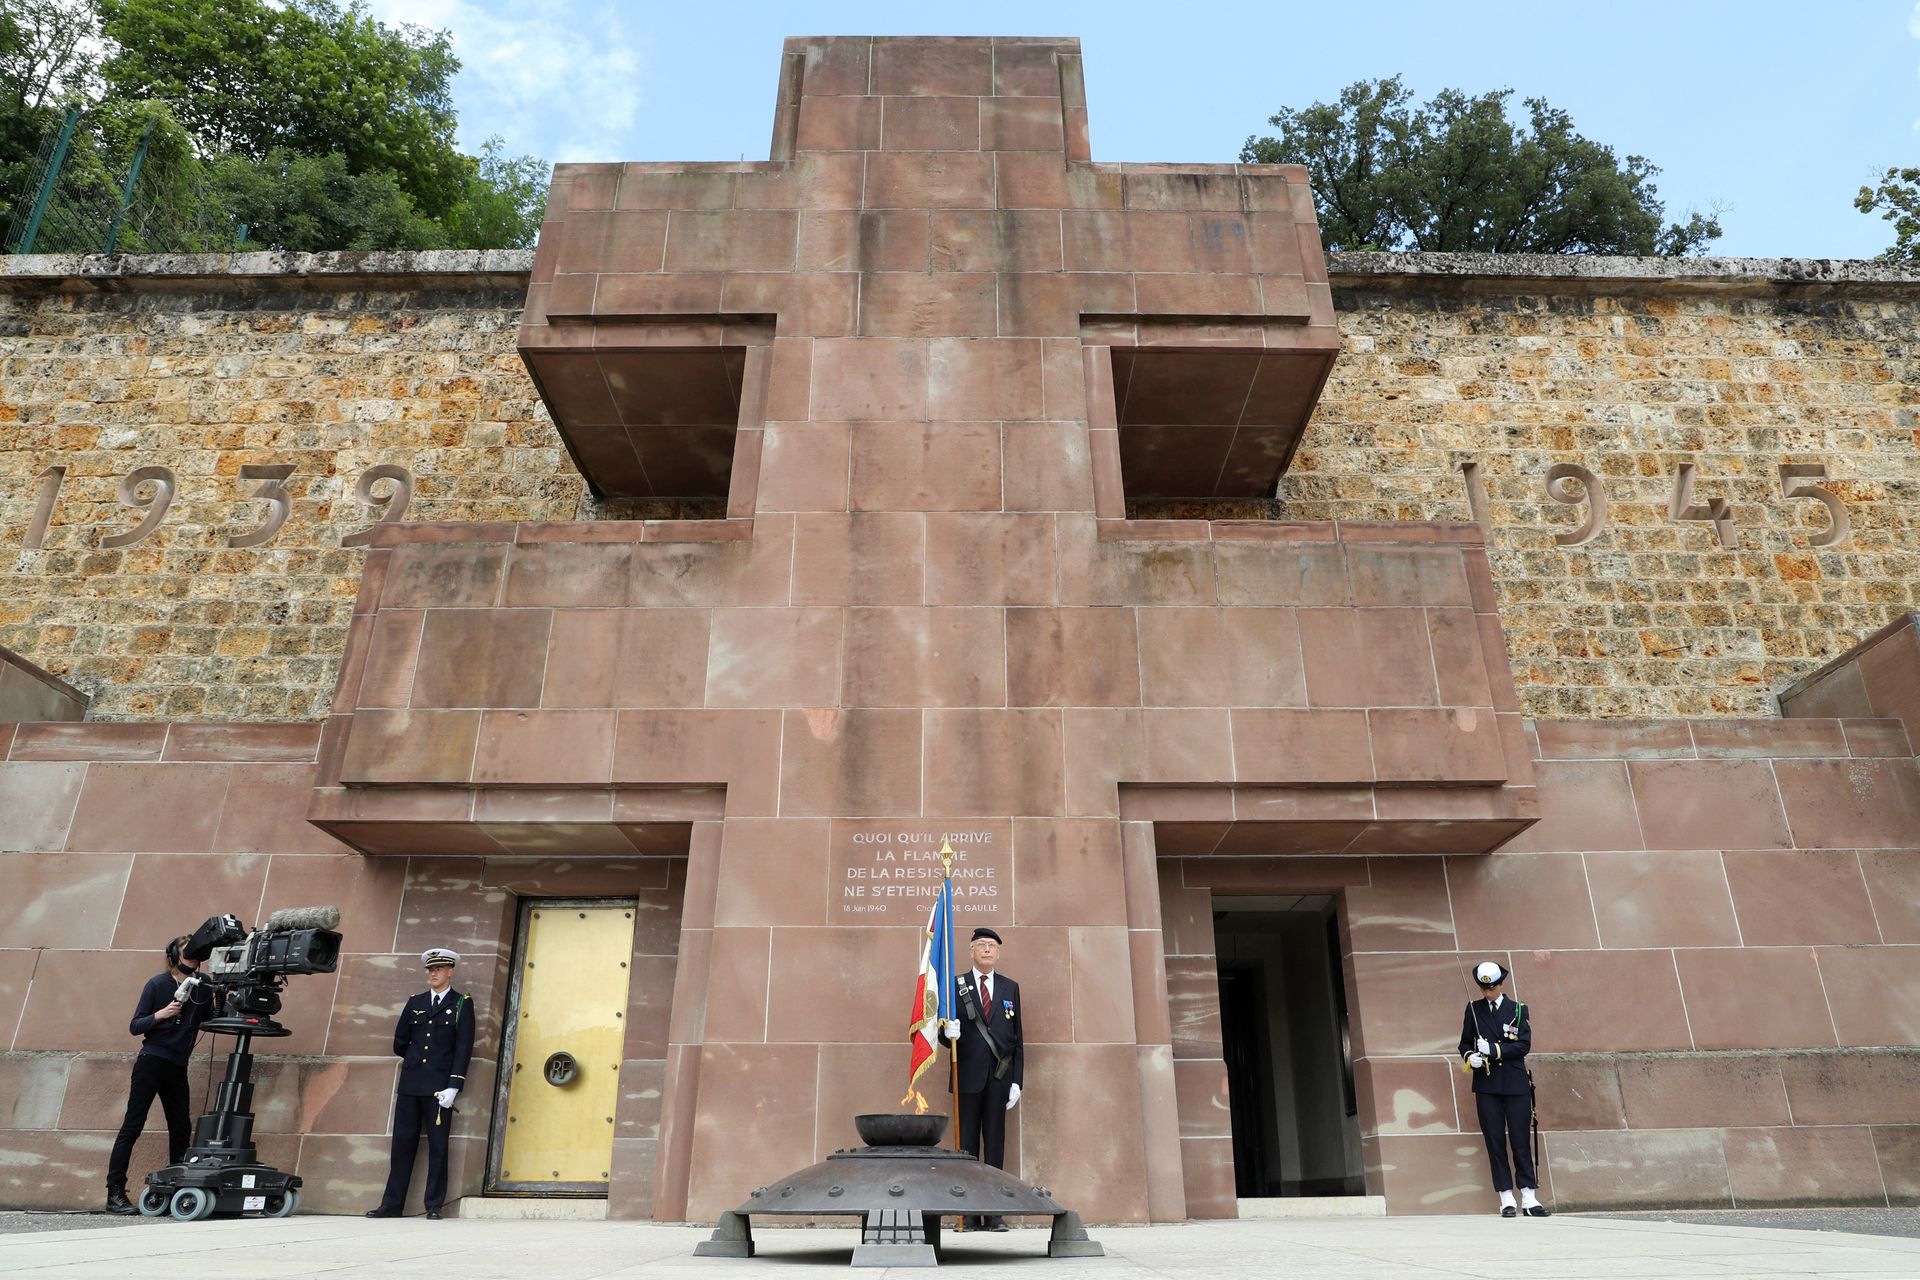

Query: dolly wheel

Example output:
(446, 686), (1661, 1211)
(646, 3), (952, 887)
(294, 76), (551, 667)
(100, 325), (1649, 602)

(170, 1186), (212, 1222)
(263, 1189), (300, 1218)
(137, 1187), (170, 1217)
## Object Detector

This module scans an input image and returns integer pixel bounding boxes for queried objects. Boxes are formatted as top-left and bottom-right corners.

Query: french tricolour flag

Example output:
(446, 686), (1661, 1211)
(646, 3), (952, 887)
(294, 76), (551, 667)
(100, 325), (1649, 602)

(903, 875), (956, 1111)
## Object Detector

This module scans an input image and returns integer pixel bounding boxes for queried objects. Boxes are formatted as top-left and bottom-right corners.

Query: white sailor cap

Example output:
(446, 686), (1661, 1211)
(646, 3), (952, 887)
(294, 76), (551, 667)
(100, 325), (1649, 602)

(1473, 960), (1508, 987)
(421, 947), (460, 968)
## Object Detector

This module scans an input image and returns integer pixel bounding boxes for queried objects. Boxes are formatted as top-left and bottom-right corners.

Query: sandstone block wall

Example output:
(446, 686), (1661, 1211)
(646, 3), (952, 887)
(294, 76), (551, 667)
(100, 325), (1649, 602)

(4, 254), (1919, 723)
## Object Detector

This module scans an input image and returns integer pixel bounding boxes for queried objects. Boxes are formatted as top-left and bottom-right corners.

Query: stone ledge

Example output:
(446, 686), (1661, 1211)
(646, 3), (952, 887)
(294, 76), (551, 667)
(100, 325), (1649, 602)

(1329, 251), (1920, 293)
(7, 248), (1920, 294)
(0, 248), (535, 292)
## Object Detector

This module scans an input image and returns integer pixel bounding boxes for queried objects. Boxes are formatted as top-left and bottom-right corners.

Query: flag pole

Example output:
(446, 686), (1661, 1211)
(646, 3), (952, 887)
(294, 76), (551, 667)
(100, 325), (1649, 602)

(941, 839), (965, 1234)
(942, 839), (960, 1155)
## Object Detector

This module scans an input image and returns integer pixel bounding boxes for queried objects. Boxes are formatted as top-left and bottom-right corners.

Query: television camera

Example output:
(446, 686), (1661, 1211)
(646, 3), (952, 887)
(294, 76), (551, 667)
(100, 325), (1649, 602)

(138, 906), (342, 1222)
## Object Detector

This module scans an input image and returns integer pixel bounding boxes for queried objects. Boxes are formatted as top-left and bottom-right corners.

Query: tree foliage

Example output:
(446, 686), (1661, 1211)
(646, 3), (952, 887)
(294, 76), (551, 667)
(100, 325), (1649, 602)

(3, 0), (547, 250)
(1241, 76), (1721, 257)
(1855, 167), (1920, 261)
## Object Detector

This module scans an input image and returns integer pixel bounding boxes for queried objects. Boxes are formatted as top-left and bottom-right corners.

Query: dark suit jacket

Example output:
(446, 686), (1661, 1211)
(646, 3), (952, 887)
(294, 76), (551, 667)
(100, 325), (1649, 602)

(1459, 996), (1531, 1096)
(947, 972), (1023, 1094)
(394, 988), (475, 1097)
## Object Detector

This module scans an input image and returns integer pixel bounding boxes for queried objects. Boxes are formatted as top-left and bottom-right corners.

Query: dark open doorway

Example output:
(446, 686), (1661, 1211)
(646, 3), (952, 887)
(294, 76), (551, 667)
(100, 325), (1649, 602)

(1214, 896), (1364, 1198)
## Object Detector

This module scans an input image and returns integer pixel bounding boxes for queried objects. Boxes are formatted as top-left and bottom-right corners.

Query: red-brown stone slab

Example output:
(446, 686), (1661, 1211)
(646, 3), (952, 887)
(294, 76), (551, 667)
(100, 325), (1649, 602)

(1356, 1056), (1460, 1135)
(1546, 1129), (1731, 1209)
(1617, 1055), (1790, 1129)
(1446, 853), (1600, 951)
(1674, 947), (1837, 1050)
(0, 853), (132, 949)
(1724, 1125), (1887, 1205)
(1367, 1132), (1494, 1214)
(1627, 759), (1792, 852)
(1534, 720), (1697, 760)
(1722, 849), (1883, 945)
(1019, 1044), (1151, 1220)
(1817, 944), (1920, 1047)
(64, 763), (233, 853)
(0, 761), (88, 853)
(1780, 1050), (1920, 1125)
(1344, 858), (1456, 952)
(1584, 850), (1742, 949)
(1513, 950), (1693, 1052)
(712, 819), (831, 928)
(1775, 758), (1920, 849)
(1860, 849), (1920, 943)
(1529, 1055), (1627, 1130)
(8, 723), (166, 761)
(1498, 760), (1643, 854)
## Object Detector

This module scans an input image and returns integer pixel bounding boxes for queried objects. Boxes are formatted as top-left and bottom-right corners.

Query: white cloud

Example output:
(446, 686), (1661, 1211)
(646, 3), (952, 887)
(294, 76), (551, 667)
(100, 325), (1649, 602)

(363, 0), (648, 162)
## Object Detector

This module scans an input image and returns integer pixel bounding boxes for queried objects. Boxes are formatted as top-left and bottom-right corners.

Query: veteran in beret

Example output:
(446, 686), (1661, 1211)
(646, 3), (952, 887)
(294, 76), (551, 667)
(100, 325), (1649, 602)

(940, 926), (1025, 1230)
(367, 947), (475, 1220)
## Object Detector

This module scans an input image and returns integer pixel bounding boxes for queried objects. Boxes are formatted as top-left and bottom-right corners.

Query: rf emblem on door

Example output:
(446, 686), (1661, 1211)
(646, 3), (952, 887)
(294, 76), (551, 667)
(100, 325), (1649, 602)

(489, 900), (636, 1194)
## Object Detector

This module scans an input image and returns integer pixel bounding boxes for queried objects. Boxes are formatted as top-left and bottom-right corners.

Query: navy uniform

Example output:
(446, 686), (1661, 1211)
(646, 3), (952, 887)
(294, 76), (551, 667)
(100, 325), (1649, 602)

(940, 927), (1024, 1230)
(1459, 960), (1549, 1217)
(368, 948), (475, 1219)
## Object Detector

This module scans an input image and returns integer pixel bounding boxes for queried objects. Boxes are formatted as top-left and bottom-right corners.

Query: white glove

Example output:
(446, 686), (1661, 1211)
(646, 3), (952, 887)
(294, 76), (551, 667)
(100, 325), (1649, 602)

(945, 1019), (962, 1040)
(1005, 1083), (1021, 1111)
(435, 1087), (458, 1108)
(1475, 1036), (1490, 1056)
(1466, 1052), (1486, 1069)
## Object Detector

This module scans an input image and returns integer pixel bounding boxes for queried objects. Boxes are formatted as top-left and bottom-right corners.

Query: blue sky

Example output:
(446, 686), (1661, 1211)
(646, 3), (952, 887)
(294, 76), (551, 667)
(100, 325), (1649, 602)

(368, 1), (1920, 259)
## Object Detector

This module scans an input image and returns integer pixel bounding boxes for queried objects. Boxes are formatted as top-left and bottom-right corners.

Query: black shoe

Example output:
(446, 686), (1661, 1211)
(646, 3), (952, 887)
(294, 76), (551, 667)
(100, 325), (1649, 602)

(426, 1208), (442, 1220)
(1500, 1205), (1517, 1218)
(1524, 1204), (1551, 1217)
(986, 1216), (1008, 1232)
(365, 1206), (400, 1218)
(105, 1191), (136, 1216)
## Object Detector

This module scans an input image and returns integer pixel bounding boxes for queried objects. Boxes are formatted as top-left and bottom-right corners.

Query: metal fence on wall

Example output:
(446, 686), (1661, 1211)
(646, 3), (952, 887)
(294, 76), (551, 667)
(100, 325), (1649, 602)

(4, 104), (226, 255)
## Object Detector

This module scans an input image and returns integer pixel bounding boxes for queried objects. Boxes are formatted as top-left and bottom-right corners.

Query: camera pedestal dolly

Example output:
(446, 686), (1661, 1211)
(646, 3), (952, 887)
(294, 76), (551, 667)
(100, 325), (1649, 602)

(140, 1014), (302, 1221)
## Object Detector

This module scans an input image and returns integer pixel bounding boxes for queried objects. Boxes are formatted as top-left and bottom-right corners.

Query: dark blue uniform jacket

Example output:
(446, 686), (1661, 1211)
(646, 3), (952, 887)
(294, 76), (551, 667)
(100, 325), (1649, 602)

(949, 973), (1023, 1094)
(1459, 995), (1531, 1096)
(394, 988), (475, 1097)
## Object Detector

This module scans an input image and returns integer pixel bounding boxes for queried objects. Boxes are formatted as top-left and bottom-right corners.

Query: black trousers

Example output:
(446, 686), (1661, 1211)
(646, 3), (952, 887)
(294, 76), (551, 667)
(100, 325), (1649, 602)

(958, 1082), (1011, 1170)
(107, 1054), (192, 1192)
(378, 1093), (451, 1211)
(1476, 1091), (1536, 1193)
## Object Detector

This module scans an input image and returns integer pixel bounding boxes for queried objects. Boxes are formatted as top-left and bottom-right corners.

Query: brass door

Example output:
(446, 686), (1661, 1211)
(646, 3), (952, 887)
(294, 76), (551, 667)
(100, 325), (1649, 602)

(488, 899), (637, 1195)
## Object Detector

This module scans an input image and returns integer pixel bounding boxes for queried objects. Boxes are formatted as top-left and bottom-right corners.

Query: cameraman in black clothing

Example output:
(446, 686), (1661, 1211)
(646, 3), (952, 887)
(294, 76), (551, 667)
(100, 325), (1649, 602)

(105, 934), (213, 1214)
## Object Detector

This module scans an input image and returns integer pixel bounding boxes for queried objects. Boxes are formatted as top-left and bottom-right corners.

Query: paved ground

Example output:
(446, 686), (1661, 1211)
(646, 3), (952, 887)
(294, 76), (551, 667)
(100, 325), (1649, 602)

(1595, 1207), (1920, 1240)
(4, 1214), (1920, 1278)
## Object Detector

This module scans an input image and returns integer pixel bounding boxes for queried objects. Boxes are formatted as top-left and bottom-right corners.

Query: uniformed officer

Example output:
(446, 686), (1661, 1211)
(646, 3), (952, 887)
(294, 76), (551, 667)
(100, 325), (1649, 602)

(367, 947), (475, 1220)
(940, 926), (1024, 1231)
(1459, 960), (1550, 1217)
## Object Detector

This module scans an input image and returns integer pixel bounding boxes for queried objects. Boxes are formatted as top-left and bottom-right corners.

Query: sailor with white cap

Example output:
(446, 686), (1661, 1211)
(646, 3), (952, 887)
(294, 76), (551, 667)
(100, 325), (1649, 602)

(367, 947), (475, 1220)
(1459, 960), (1550, 1217)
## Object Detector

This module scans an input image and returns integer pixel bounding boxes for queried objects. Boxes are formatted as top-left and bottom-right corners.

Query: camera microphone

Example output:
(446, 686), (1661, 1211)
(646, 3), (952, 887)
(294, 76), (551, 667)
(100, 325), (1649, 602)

(174, 972), (204, 1003)
(264, 905), (341, 931)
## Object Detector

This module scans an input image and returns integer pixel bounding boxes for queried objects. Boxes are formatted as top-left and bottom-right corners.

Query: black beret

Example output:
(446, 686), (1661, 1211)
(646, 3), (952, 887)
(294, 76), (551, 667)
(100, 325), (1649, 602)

(970, 927), (1003, 945)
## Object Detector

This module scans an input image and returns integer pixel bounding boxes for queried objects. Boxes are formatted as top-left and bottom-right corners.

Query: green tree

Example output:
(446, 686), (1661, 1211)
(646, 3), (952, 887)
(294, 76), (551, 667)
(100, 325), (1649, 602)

(1241, 76), (1721, 256)
(95, 0), (465, 218)
(0, 0), (99, 230)
(1855, 167), (1920, 260)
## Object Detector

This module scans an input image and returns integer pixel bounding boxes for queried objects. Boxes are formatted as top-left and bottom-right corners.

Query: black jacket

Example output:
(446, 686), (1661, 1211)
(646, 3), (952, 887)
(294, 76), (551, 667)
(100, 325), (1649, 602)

(394, 989), (475, 1097)
(946, 972), (1023, 1094)
(1459, 995), (1531, 1096)
(128, 971), (211, 1065)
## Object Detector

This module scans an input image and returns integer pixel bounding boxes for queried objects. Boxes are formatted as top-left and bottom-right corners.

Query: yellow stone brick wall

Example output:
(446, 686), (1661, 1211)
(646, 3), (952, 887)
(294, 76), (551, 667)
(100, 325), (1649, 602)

(3, 259), (1916, 721)
(1, 278), (590, 719)
(1287, 272), (1920, 718)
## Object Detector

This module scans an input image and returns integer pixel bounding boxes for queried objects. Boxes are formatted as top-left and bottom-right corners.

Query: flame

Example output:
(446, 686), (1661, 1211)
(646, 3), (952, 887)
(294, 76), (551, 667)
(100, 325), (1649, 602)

(901, 1088), (929, 1114)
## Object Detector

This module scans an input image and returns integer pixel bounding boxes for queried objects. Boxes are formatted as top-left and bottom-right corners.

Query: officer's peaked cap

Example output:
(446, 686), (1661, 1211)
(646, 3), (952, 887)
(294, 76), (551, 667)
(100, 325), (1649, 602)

(422, 947), (460, 968)
(970, 927), (1003, 945)
(1473, 960), (1507, 987)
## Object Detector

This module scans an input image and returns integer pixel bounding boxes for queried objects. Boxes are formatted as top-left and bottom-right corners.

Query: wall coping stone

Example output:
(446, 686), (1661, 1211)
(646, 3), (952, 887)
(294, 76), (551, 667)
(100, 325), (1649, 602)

(0, 248), (536, 292)
(6, 249), (1920, 294)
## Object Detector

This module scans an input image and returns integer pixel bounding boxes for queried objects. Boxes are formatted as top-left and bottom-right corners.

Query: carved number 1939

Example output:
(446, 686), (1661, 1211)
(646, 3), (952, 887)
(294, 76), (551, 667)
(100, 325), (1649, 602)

(18, 462), (416, 551)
